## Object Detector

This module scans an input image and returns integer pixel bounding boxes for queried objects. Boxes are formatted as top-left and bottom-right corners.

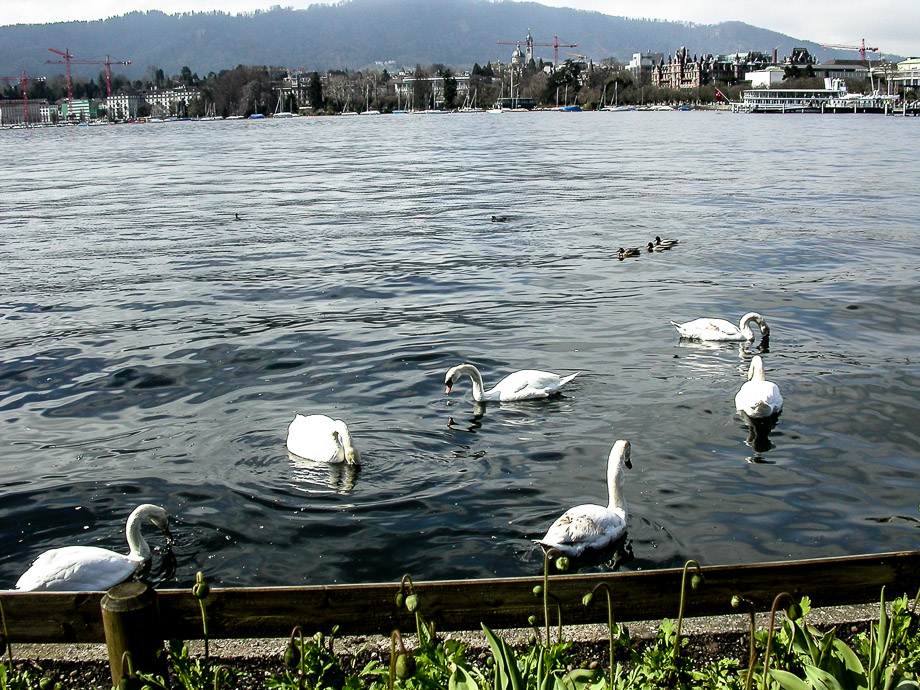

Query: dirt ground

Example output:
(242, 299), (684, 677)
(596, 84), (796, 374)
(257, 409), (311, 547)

(9, 604), (878, 689)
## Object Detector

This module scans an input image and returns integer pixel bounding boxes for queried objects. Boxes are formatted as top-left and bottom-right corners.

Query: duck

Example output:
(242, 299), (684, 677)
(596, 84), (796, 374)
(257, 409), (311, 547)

(670, 312), (770, 342)
(15, 504), (171, 592)
(490, 215), (508, 223)
(286, 413), (360, 464)
(655, 235), (679, 247)
(646, 241), (670, 252)
(535, 440), (632, 557)
(618, 247), (641, 259)
(444, 363), (578, 402)
(735, 355), (783, 419)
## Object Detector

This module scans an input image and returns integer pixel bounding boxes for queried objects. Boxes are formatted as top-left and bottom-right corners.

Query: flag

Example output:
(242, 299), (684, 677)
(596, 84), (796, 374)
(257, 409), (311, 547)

(715, 88), (726, 102)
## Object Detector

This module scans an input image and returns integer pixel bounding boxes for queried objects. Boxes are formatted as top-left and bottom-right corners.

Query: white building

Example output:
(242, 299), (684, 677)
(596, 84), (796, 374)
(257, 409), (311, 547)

(746, 67), (785, 88)
(628, 52), (664, 85)
(144, 86), (201, 117)
(106, 92), (144, 121)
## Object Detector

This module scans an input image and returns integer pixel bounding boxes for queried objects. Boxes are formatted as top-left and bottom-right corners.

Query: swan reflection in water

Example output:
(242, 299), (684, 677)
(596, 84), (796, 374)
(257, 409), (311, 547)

(288, 452), (361, 494)
(739, 411), (781, 462)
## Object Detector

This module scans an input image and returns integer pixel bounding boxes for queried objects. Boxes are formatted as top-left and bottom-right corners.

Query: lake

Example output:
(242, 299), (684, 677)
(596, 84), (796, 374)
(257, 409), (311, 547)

(1, 110), (919, 589)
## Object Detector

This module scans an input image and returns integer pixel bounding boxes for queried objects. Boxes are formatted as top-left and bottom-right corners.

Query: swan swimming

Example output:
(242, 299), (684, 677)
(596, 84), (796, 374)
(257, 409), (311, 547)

(286, 413), (359, 464)
(15, 504), (170, 592)
(670, 312), (770, 342)
(535, 440), (632, 557)
(444, 363), (578, 402)
(735, 355), (783, 419)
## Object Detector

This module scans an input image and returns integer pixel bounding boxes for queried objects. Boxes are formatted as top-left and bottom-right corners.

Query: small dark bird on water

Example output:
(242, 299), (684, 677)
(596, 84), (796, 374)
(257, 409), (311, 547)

(647, 241), (670, 252)
(234, 213), (242, 220)
(491, 215), (507, 222)
(618, 247), (641, 259)
(655, 235), (679, 247)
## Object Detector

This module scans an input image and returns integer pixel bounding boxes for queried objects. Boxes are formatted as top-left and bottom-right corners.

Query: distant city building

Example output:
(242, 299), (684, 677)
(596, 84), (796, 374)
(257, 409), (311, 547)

(652, 47), (773, 89)
(0, 98), (46, 125)
(628, 52), (664, 86)
(892, 57), (920, 89)
(396, 73), (469, 108)
(144, 86), (201, 117)
(106, 92), (144, 121)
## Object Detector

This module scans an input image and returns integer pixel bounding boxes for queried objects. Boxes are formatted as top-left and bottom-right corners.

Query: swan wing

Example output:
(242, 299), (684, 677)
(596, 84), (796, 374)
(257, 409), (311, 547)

(672, 318), (744, 341)
(536, 504), (625, 556)
(490, 370), (577, 401)
(16, 546), (140, 592)
(286, 414), (342, 462)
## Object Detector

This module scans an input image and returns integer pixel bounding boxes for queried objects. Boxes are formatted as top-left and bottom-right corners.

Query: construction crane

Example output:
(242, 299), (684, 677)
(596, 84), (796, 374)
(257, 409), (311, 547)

(498, 33), (577, 68)
(0, 72), (45, 125)
(47, 47), (131, 114)
(818, 38), (878, 61)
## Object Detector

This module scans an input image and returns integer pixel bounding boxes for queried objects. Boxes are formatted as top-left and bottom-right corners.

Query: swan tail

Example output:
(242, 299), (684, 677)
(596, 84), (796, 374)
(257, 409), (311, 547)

(559, 372), (579, 387)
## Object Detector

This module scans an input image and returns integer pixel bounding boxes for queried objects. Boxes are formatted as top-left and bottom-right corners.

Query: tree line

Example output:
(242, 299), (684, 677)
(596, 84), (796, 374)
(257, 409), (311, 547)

(1, 59), (889, 117)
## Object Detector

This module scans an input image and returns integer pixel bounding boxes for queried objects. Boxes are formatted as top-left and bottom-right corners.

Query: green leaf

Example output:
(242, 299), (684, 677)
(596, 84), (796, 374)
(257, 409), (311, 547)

(769, 669), (813, 690)
(481, 623), (524, 690)
(449, 664), (482, 690)
(803, 664), (847, 690)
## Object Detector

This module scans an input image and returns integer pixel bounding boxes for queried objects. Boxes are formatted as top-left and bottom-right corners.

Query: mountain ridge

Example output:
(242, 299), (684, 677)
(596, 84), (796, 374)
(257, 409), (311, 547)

(0, 0), (897, 82)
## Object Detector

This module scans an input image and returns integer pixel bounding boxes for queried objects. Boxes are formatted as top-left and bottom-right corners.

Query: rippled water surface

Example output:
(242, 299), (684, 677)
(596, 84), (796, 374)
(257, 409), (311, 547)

(2, 112), (919, 588)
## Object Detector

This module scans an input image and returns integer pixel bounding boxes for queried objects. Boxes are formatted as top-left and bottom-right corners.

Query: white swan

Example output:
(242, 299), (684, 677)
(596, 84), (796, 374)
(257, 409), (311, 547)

(286, 413), (359, 464)
(15, 504), (170, 592)
(535, 440), (632, 557)
(444, 363), (578, 402)
(671, 312), (770, 342)
(735, 355), (783, 419)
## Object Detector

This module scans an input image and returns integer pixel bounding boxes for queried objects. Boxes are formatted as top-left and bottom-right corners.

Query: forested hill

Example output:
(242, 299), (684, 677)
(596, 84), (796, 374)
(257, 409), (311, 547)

(0, 0), (881, 81)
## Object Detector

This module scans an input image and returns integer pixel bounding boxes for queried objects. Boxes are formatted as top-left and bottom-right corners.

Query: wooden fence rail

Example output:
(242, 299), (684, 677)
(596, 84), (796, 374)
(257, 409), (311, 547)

(2, 551), (919, 645)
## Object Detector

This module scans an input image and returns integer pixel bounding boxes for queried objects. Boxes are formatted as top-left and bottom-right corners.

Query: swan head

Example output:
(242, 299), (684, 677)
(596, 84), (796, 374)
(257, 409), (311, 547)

(444, 363), (475, 394)
(133, 504), (170, 537)
(611, 439), (632, 470)
(740, 312), (770, 339)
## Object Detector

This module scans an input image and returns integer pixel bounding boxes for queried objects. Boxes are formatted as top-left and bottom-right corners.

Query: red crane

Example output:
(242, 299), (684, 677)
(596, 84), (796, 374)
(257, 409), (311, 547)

(818, 38), (879, 61)
(0, 72), (45, 125)
(47, 47), (131, 115)
(498, 34), (577, 68)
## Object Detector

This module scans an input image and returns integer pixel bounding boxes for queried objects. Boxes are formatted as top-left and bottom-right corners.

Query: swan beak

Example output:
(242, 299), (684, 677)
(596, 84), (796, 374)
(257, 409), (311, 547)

(444, 384), (452, 394)
(625, 457), (633, 470)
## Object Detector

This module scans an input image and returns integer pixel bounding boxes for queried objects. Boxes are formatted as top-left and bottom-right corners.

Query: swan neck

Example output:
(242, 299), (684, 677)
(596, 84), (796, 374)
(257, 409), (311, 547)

(125, 511), (152, 562)
(607, 457), (626, 511)
(459, 364), (486, 401)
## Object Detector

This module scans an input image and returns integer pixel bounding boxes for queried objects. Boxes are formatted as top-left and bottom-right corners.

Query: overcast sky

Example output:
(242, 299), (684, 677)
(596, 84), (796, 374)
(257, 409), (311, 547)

(2, 0), (916, 57)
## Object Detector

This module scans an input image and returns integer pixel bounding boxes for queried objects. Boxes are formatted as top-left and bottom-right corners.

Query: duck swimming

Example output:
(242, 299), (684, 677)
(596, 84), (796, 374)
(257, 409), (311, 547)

(646, 241), (670, 252)
(670, 312), (770, 343)
(286, 413), (360, 464)
(618, 247), (641, 259)
(444, 363), (578, 402)
(655, 235), (679, 247)
(16, 504), (171, 592)
(535, 440), (632, 557)
(735, 355), (783, 419)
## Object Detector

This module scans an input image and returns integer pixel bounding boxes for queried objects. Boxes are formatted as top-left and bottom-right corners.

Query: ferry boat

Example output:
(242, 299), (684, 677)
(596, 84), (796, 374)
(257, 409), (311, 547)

(733, 78), (901, 114)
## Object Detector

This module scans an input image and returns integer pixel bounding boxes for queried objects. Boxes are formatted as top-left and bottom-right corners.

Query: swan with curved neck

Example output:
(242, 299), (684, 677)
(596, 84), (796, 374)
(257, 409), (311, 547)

(444, 363), (578, 402)
(15, 504), (170, 591)
(735, 355), (783, 418)
(671, 311), (770, 342)
(536, 440), (632, 557)
(286, 413), (359, 464)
